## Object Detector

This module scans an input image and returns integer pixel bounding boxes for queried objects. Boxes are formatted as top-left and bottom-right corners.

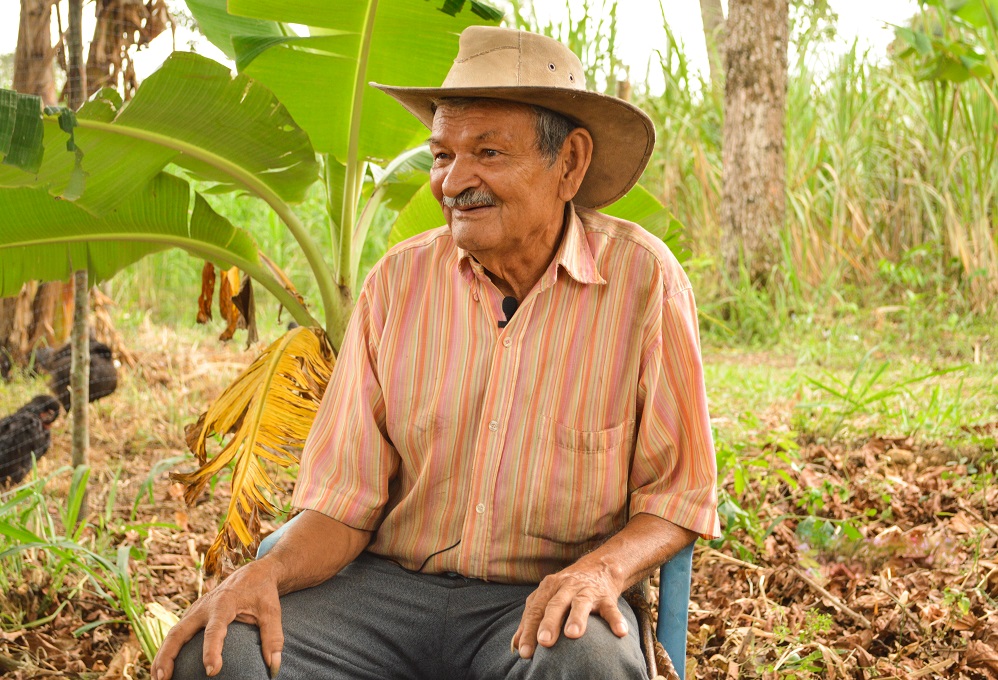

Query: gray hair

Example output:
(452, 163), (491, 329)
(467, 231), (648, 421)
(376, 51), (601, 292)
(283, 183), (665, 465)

(431, 98), (579, 165)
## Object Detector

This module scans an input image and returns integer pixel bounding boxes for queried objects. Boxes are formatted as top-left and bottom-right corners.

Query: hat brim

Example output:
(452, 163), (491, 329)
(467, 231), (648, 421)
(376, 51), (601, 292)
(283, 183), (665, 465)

(371, 83), (655, 209)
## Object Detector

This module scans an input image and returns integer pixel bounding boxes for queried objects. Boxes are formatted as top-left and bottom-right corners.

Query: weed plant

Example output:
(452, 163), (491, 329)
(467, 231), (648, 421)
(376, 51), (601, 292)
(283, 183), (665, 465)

(0, 466), (175, 662)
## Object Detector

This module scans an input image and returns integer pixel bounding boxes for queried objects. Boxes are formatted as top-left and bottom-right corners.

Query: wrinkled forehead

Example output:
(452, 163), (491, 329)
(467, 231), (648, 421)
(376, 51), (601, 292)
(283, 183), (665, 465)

(430, 96), (536, 119)
(429, 98), (539, 141)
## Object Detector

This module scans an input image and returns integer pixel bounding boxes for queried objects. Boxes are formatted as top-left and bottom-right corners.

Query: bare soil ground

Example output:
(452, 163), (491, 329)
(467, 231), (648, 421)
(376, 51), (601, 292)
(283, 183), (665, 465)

(1, 324), (996, 679)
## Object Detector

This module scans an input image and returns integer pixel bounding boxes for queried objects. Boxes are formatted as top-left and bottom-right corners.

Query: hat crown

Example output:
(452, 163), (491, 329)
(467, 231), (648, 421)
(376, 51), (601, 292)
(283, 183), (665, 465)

(441, 26), (586, 92)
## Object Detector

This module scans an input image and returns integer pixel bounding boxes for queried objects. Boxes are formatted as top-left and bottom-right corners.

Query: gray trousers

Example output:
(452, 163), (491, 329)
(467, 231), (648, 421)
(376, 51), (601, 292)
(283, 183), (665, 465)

(173, 553), (648, 679)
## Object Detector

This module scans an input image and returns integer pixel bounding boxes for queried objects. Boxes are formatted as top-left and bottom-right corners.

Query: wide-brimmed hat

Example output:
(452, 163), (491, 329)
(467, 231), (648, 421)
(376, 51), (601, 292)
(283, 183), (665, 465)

(371, 26), (655, 209)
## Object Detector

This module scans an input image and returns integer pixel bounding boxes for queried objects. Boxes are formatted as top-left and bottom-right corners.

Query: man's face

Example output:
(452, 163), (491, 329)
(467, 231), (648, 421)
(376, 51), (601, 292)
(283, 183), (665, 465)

(429, 101), (567, 257)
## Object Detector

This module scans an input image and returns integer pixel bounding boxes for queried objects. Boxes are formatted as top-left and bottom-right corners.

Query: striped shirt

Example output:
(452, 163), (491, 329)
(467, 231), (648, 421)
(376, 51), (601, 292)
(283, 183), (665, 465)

(293, 204), (721, 584)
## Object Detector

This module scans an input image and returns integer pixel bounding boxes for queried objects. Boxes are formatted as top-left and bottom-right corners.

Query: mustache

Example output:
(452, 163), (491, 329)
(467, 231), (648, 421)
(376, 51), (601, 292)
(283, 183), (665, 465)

(442, 189), (499, 209)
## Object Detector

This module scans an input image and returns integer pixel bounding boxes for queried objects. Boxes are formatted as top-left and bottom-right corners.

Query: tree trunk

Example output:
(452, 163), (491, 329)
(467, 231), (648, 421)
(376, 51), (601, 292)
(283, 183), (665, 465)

(699, 0), (726, 86)
(2, 0), (65, 365)
(720, 0), (788, 284)
(66, 0), (87, 107)
(68, 0), (90, 516)
(13, 0), (58, 106)
(69, 272), (90, 468)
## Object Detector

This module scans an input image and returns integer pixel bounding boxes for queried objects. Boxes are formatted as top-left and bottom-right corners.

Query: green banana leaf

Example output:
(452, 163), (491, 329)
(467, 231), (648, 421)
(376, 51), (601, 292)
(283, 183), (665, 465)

(183, 0), (286, 59)
(187, 0), (502, 164)
(0, 54), (324, 324)
(1, 172), (241, 288)
(388, 180), (689, 263)
(0, 53), (319, 216)
(0, 172), (318, 325)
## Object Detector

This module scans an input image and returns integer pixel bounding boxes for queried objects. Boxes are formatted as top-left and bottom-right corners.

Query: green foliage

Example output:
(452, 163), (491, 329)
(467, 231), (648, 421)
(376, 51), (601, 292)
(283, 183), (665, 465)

(0, 63), (320, 326)
(799, 348), (968, 439)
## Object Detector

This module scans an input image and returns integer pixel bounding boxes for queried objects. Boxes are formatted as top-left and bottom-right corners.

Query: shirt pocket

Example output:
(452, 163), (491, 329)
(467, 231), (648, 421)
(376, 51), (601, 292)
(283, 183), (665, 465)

(523, 418), (630, 544)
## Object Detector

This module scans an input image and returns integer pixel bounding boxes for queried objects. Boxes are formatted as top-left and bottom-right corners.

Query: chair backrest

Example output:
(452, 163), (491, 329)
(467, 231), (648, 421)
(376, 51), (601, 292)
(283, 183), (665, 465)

(258, 518), (694, 679)
(657, 541), (694, 680)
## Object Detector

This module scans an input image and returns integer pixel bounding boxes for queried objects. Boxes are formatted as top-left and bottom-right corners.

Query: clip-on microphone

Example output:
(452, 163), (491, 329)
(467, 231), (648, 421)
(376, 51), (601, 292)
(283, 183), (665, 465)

(498, 296), (519, 328)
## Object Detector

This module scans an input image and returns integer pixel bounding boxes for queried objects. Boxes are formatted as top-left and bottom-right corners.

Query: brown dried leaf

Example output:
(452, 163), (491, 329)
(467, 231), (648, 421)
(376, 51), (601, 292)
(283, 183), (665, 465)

(100, 632), (140, 679)
(968, 640), (998, 673)
(197, 262), (215, 324)
(233, 276), (258, 347)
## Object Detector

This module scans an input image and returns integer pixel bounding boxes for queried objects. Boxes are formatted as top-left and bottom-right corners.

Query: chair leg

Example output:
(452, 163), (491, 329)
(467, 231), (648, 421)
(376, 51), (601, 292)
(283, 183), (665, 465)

(657, 541), (695, 680)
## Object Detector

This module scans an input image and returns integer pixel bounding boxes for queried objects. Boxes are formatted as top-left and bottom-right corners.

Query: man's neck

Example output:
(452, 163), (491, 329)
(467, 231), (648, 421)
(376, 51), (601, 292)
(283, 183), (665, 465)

(471, 206), (570, 300)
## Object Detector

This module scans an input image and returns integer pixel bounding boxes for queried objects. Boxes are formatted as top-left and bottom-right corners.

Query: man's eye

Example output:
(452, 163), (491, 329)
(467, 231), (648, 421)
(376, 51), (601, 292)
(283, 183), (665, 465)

(482, 149), (499, 157)
(433, 152), (450, 162)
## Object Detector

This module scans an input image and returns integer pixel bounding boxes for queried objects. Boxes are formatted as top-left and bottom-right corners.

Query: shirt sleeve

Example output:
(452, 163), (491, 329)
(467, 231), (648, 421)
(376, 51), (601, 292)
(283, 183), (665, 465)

(291, 270), (398, 532)
(629, 285), (721, 540)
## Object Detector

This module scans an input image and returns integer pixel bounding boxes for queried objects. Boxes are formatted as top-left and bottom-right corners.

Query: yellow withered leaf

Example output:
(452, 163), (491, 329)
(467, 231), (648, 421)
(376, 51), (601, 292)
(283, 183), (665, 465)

(218, 267), (241, 342)
(173, 326), (335, 574)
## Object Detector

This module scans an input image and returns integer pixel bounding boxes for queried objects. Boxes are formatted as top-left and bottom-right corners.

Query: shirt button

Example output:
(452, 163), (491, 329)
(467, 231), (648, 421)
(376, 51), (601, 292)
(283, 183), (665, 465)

(502, 338), (512, 347)
(488, 420), (498, 432)
(475, 503), (486, 514)
(472, 293), (479, 301)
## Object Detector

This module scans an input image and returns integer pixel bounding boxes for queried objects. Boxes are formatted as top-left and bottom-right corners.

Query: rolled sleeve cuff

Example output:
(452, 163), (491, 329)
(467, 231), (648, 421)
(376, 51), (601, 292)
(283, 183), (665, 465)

(291, 487), (384, 533)
(630, 488), (721, 540)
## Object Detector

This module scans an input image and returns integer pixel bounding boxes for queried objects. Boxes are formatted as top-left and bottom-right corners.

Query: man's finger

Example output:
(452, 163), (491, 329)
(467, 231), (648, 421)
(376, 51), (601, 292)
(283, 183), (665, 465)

(257, 599), (285, 678)
(516, 588), (555, 658)
(562, 597), (594, 639)
(535, 590), (577, 648)
(202, 619), (232, 677)
(152, 613), (208, 680)
(596, 597), (629, 637)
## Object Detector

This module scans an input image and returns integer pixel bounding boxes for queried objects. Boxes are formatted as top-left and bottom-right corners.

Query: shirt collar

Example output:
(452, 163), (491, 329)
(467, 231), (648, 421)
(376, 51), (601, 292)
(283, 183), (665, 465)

(456, 203), (607, 288)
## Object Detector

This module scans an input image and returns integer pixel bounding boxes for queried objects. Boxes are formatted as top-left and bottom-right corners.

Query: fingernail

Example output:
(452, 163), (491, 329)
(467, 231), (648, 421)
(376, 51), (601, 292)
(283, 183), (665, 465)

(566, 623), (580, 636)
(269, 651), (282, 678)
(156, 670), (164, 680)
(537, 630), (551, 644)
(510, 638), (517, 653)
(519, 644), (533, 658)
(205, 666), (214, 676)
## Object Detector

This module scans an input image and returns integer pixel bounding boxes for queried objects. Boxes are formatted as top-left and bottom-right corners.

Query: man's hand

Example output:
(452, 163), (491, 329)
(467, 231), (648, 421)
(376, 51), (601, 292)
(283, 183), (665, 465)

(152, 558), (284, 679)
(511, 558), (626, 659)
(511, 513), (698, 659)
(151, 511), (370, 679)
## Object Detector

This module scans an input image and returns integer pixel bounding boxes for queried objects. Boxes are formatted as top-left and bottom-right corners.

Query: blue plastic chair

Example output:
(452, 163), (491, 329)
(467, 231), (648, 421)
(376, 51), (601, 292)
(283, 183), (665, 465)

(657, 541), (694, 680)
(257, 518), (694, 679)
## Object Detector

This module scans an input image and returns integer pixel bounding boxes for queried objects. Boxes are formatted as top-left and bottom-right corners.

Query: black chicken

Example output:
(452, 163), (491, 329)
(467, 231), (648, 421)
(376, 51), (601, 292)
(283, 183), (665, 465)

(37, 340), (118, 411)
(0, 351), (10, 382)
(0, 395), (61, 484)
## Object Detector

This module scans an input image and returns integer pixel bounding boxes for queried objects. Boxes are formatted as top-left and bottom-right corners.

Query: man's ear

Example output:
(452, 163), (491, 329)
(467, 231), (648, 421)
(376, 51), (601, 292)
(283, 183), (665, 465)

(557, 128), (594, 203)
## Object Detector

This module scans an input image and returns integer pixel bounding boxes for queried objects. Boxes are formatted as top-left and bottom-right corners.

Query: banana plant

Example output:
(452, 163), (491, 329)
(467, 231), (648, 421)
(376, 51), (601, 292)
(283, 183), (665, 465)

(1, 0), (502, 572)
(0, 0), (684, 572)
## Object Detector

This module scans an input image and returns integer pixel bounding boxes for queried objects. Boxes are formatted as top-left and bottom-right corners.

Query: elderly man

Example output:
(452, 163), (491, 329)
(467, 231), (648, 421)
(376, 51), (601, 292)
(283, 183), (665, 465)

(154, 26), (719, 680)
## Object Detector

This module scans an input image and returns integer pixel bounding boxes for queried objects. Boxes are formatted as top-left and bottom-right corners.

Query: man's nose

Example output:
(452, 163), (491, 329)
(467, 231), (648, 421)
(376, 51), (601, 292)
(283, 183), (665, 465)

(441, 154), (481, 198)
